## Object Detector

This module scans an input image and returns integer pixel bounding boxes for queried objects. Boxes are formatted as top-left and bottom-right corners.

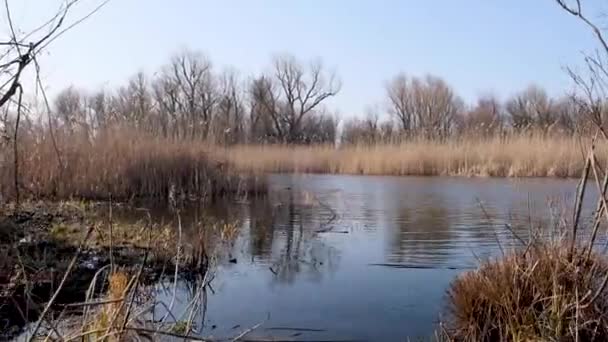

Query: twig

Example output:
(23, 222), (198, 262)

(4, 0), (22, 56)
(314, 195), (338, 233)
(33, 57), (64, 174)
(28, 224), (95, 341)
(109, 197), (114, 272)
(265, 327), (326, 332)
(13, 84), (22, 204)
(161, 209), (182, 322)
(571, 150), (591, 258)
(118, 216), (153, 333)
(479, 199), (527, 248)
(80, 264), (111, 334)
(231, 321), (264, 341)
(477, 198), (505, 256)
(35, 0), (112, 54)
(556, 0), (608, 57)
(121, 327), (210, 341)
(61, 297), (125, 308)
(585, 151), (608, 260)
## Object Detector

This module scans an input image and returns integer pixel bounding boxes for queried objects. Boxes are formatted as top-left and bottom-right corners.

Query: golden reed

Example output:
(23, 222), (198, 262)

(1, 126), (265, 200)
(224, 135), (601, 178)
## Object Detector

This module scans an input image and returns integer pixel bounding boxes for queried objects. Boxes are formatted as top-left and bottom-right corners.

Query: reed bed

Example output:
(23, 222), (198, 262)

(1, 127), (265, 201)
(224, 135), (604, 178)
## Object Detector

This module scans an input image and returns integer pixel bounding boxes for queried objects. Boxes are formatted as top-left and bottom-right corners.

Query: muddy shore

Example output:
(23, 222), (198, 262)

(0, 201), (201, 339)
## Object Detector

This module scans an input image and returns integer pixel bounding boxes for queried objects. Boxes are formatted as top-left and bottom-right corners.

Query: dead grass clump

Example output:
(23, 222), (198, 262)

(93, 271), (129, 337)
(446, 244), (608, 341)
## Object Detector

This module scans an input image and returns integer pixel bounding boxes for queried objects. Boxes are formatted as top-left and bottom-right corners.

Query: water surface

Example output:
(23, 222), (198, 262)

(153, 175), (596, 340)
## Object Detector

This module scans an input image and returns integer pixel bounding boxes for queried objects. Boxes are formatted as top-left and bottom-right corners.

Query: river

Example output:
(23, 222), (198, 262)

(147, 175), (597, 340)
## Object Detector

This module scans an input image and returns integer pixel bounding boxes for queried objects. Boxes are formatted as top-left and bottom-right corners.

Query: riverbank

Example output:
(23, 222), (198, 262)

(0, 200), (221, 339)
(224, 135), (599, 178)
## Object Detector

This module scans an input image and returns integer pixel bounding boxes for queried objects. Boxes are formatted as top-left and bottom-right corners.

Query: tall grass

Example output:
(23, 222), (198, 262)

(224, 135), (604, 177)
(5, 129), (600, 203)
(1, 126), (265, 200)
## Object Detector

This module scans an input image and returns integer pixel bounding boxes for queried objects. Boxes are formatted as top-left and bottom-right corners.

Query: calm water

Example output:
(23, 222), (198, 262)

(153, 175), (598, 341)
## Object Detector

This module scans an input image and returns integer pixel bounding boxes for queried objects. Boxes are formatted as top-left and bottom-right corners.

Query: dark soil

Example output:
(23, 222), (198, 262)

(0, 202), (200, 340)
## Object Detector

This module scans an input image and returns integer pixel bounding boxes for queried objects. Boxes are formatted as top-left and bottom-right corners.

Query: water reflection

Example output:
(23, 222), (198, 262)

(241, 190), (341, 284)
(389, 202), (452, 265)
(125, 175), (602, 340)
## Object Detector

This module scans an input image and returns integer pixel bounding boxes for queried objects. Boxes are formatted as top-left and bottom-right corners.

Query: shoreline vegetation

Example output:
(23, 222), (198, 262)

(224, 134), (600, 178)
(0, 200), (237, 340)
(2, 126), (267, 202)
(2, 0), (608, 340)
(3, 127), (602, 206)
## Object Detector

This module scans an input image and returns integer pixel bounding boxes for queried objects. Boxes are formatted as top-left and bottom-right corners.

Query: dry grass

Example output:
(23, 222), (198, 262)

(224, 135), (604, 177)
(1, 126), (265, 200)
(4, 128), (598, 204)
(446, 244), (608, 341)
(93, 271), (129, 339)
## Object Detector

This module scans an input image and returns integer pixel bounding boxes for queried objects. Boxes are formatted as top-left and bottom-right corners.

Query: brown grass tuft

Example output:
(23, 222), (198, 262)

(446, 243), (608, 341)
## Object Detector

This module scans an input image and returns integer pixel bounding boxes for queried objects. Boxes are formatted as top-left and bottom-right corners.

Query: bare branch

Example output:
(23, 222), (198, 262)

(556, 0), (608, 55)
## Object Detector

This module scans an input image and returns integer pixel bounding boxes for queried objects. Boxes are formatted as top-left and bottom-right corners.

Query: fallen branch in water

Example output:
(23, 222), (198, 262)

(266, 327), (326, 332)
(314, 195), (338, 233)
(368, 263), (469, 270)
(28, 224), (95, 341)
(231, 321), (264, 341)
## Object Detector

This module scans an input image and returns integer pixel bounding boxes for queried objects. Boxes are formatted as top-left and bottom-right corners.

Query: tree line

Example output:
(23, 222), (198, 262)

(41, 49), (602, 145)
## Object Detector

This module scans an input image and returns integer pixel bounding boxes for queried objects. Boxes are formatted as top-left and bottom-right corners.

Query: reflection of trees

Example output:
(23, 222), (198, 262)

(247, 198), (276, 259)
(387, 198), (452, 266)
(106, 189), (340, 283)
(265, 190), (340, 284)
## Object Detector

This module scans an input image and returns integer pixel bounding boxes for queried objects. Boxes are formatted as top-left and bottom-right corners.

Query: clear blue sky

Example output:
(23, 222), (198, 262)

(7, 0), (604, 117)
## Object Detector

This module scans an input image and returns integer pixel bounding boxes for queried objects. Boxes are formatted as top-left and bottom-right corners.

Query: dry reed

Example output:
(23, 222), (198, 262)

(1, 126), (265, 201)
(224, 135), (603, 177)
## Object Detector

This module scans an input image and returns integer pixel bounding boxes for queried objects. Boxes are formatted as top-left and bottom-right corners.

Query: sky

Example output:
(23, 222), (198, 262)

(4, 0), (605, 117)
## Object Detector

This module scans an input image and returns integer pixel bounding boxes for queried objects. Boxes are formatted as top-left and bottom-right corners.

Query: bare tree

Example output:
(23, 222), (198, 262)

(112, 72), (154, 128)
(88, 89), (111, 131)
(260, 55), (341, 143)
(248, 75), (279, 142)
(54, 86), (85, 129)
(213, 69), (244, 144)
(152, 69), (180, 137)
(553, 95), (585, 134)
(298, 109), (338, 144)
(506, 85), (556, 132)
(462, 95), (503, 137)
(386, 74), (414, 133)
(170, 50), (217, 139)
(386, 73), (462, 139)
(362, 107), (380, 143)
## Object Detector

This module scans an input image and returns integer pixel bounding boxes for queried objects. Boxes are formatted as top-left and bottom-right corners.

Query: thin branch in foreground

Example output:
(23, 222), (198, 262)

(12, 83), (22, 204)
(28, 224), (96, 340)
